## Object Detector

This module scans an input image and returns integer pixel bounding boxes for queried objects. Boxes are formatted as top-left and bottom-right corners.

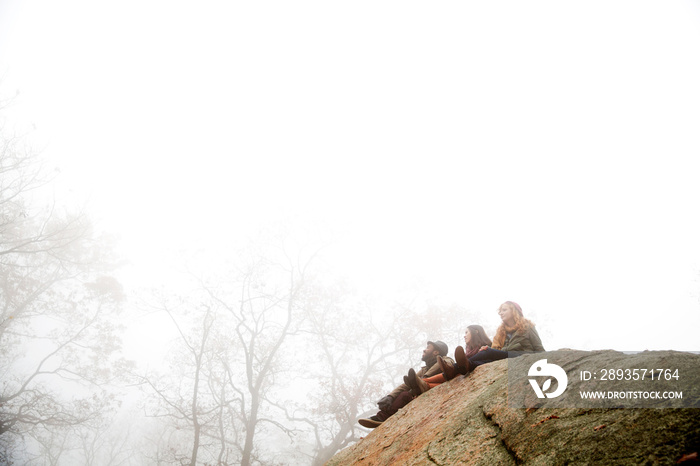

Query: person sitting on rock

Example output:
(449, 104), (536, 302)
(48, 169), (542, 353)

(358, 340), (450, 429)
(406, 325), (492, 394)
(456, 301), (544, 374)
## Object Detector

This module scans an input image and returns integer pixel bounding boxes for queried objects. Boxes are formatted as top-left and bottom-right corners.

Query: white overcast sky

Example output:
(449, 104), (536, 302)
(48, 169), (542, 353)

(1, 1), (699, 352)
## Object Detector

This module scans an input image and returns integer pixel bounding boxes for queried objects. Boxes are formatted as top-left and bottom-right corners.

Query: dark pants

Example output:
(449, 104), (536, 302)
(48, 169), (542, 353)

(468, 348), (524, 368)
(376, 391), (413, 421)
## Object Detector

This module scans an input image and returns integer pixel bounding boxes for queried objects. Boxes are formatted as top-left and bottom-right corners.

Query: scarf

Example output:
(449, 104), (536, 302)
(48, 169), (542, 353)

(465, 346), (480, 359)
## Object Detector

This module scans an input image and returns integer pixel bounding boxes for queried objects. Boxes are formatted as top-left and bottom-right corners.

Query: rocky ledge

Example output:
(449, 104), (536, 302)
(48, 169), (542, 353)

(326, 350), (700, 465)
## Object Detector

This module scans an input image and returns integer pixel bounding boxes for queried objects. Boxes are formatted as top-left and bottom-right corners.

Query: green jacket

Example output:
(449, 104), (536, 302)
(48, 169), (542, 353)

(388, 357), (455, 399)
(501, 326), (545, 352)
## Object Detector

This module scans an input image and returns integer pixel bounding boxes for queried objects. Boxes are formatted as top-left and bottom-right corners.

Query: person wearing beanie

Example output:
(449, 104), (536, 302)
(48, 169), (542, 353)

(358, 340), (451, 429)
(456, 301), (544, 374)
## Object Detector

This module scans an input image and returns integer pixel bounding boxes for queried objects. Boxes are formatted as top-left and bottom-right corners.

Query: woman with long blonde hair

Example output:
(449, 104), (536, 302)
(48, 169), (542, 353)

(455, 301), (544, 374)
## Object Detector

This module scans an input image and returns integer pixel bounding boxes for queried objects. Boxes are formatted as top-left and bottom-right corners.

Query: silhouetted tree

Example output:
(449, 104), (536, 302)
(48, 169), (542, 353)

(0, 114), (125, 460)
(133, 297), (219, 466)
(135, 241), (319, 465)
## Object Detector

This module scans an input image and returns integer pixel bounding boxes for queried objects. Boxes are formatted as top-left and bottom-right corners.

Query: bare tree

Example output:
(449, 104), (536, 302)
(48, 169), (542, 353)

(133, 297), (220, 466)
(210, 248), (315, 466)
(134, 241), (319, 465)
(26, 427), (74, 466)
(73, 414), (137, 466)
(0, 114), (126, 461)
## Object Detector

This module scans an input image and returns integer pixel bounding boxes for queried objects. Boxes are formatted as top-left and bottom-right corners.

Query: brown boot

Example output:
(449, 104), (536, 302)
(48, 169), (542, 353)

(403, 375), (420, 396)
(438, 355), (457, 380)
(405, 370), (419, 395)
(411, 368), (430, 394)
(454, 346), (472, 375)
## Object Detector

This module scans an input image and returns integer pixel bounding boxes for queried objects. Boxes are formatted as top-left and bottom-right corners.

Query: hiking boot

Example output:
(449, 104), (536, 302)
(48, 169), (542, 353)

(438, 355), (457, 380)
(411, 368), (430, 394)
(358, 416), (383, 428)
(404, 368), (423, 395)
(404, 374), (417, 395)
(454, 346), (471, 375)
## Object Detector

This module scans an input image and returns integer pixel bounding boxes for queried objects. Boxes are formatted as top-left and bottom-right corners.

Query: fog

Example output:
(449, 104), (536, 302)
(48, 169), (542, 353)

(1, 1), (700, 464)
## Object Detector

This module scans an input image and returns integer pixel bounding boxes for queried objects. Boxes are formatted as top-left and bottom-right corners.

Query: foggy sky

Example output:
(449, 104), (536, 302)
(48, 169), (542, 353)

(1, 0), (699, 353)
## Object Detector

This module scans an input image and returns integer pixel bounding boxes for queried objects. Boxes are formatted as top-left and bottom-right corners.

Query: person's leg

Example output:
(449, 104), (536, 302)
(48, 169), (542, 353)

(468, 348), (508, 368)
(423, 373), (446, 388)
(376, 390), (413, 421)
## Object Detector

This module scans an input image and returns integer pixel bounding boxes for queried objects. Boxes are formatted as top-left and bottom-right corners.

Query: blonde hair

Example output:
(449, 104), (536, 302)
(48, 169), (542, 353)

(491, 301), (535, 350)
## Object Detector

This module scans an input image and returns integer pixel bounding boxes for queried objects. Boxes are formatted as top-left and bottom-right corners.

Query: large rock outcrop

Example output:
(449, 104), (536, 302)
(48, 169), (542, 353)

(327, 350), (700, 465)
